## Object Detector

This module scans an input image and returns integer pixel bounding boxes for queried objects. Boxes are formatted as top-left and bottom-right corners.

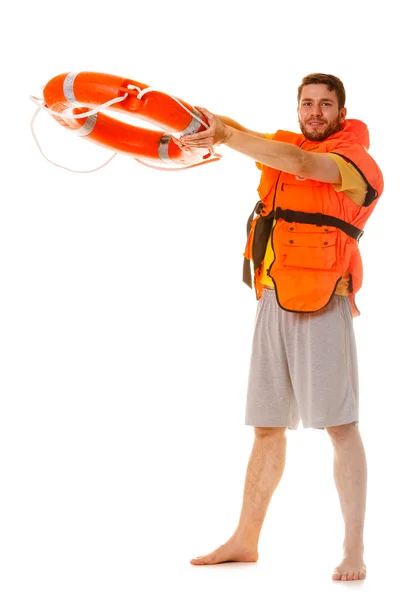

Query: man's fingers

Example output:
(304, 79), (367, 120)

(173, 134), (211, 152)
(180, 138), (214, 148)
(181, 107), (216, 147)
(181, 131), (211, 143)
(172, 136), (193, 152)
(194, 106), (212, 118)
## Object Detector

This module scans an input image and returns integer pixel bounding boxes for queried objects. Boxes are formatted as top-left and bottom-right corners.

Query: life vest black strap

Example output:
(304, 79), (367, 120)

(243, 201), (273, 288)
(245, 200), (265, 237)
(274, 207), (364, 241)
(243, 204), (364, 289)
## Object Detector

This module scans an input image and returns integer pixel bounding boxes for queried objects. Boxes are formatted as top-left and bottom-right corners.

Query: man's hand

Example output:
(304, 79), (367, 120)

(179, 107), (231, 149)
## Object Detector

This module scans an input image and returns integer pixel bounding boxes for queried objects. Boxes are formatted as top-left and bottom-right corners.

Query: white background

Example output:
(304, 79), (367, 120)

(1, 1), (398, 598)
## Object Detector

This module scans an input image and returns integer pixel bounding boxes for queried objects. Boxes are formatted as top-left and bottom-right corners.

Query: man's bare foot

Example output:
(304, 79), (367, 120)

(190, 537), (259, 565)
(332, 550), (367, 581)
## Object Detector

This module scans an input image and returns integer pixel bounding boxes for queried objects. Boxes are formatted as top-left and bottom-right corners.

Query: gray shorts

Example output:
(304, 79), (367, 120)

(245, 288), (359, 430)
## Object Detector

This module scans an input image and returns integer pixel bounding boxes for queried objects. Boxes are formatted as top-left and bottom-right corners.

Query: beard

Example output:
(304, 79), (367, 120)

(299, 114), (341, 141)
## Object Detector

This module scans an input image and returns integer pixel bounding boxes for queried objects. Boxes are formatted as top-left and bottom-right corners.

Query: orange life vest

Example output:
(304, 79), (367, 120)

(243, 119), (384, 317)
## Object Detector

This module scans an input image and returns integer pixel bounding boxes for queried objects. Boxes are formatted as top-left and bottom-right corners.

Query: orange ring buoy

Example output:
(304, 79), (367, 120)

(42, 72), (212, 167)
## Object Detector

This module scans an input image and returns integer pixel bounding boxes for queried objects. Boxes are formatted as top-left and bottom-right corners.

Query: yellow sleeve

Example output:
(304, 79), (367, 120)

(328, 153), (368, 206)
(255, 133), (275, 170)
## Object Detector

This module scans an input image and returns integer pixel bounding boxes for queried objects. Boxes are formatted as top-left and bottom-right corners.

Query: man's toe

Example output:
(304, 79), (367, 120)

(332, 569), (341, 580)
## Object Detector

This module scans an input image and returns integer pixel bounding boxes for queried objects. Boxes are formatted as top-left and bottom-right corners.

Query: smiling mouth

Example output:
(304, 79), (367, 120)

(308, 122), (325, 126)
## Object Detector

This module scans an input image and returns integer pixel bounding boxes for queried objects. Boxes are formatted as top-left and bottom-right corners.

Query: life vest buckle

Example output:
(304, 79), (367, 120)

(314, 212), (324, 227)
(255, 201), (265, 215)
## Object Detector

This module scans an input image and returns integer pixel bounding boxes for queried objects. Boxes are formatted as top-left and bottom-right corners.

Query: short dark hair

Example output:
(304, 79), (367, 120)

(297, 73), (346, 110)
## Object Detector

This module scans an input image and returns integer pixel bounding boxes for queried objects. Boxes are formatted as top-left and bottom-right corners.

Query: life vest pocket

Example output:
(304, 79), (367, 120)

(279, 228), (338, 269)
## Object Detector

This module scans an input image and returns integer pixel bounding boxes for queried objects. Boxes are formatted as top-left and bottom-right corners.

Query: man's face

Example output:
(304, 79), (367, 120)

(297, 84), (346, 141)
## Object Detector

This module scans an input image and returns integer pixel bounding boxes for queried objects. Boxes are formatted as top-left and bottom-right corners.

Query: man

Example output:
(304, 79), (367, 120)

(179, 74), (384, 581)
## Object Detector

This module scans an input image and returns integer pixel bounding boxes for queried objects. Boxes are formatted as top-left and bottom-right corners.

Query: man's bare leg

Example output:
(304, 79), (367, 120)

(190, 426), (287, 565)
(327, 423), (368, 582)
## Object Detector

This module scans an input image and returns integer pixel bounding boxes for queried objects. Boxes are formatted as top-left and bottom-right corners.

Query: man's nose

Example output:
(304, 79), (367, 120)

(311, 105), (323, 116)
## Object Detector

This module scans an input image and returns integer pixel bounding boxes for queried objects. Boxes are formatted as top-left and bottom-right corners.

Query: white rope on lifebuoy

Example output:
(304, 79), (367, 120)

(29, 84), (218, 173)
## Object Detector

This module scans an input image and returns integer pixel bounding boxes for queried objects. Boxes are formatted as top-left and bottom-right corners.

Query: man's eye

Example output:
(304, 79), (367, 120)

(304, 102), (331, 107)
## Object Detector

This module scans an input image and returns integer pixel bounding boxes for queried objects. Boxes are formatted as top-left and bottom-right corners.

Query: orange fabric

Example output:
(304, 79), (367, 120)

(258, 149), (368, 295)
(244, 120), (384, 316)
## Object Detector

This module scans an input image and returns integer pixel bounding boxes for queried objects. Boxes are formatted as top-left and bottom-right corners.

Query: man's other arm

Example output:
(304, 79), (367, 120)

(215, 115), (266, 138)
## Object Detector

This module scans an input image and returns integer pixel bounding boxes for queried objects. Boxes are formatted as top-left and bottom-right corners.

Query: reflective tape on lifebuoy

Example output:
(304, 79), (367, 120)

(42, 71), (211, 166)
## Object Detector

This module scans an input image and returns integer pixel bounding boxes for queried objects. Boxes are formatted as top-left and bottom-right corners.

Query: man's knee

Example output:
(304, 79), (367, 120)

(254, 426), (287, 438)
(326, 422), (358, 439)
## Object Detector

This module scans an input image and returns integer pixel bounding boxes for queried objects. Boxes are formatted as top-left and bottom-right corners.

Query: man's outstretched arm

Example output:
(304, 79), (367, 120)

(182, 107), (341, 184)
(214, 115), (266, 138)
